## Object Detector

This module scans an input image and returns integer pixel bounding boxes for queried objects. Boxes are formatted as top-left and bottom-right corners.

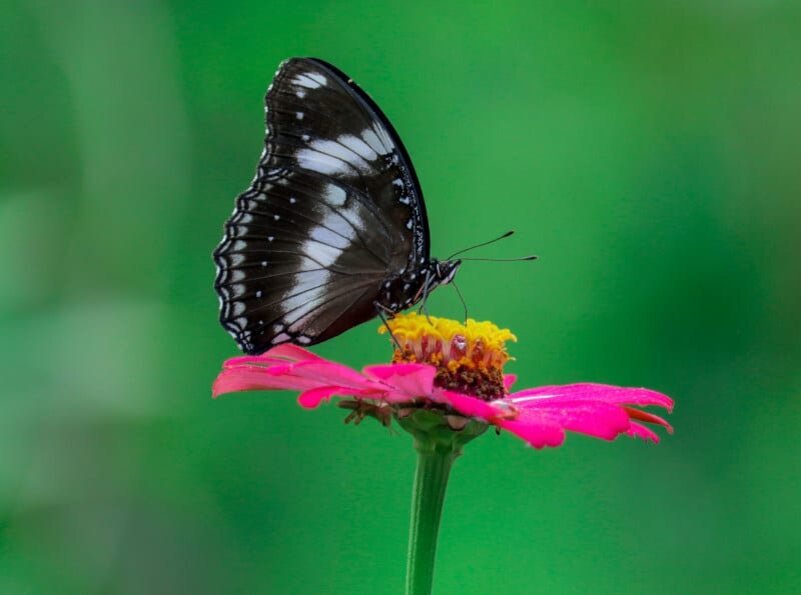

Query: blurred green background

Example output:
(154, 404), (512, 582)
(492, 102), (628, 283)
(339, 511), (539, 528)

(2, 1), (800, 593)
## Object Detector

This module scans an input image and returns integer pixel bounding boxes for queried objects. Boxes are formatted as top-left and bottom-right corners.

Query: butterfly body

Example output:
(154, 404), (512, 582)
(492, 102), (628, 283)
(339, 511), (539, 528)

(375, 258), (462, 315)
(214, 58), (460, 354)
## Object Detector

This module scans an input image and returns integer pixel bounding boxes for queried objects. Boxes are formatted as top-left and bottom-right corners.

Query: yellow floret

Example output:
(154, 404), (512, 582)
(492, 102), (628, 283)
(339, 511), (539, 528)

(380, 311), (515, 343)
(380, 312), (514, 398)
(378, 312), (516, 361)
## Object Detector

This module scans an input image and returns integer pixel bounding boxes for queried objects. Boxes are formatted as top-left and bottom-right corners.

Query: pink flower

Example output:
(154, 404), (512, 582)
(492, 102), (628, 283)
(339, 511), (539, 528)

(213, 314), (672, 449)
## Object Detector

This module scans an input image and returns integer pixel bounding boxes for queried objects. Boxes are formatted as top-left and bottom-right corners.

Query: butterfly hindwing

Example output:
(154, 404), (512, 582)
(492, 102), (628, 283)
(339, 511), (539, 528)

(214, 58), (431, 354)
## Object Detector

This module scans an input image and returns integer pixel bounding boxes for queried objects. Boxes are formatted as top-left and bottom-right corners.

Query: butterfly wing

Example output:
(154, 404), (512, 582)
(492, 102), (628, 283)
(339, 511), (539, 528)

(214, 58), (429, 354)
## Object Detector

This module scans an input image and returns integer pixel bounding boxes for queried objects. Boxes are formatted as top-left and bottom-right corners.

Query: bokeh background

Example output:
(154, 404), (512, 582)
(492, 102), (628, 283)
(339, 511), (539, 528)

(3, 1), (800, 593)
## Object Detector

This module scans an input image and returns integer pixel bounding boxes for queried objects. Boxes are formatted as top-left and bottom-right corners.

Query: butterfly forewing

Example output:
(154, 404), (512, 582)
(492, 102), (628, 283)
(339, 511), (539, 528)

(214, 58), (430, 353)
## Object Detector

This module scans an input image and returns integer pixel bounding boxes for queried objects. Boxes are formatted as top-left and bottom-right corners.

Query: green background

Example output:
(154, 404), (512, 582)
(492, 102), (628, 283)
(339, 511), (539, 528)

(3, 1), (800, 593)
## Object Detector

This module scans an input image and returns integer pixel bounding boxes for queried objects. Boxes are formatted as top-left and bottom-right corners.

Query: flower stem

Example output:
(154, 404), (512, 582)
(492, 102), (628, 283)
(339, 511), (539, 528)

(405, 438), (458, 595)
(399, 409), (487, 595)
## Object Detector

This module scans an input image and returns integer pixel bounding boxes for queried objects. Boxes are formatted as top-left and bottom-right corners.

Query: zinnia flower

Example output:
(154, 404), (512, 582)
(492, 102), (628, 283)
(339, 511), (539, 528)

(212, 313), (672, 448)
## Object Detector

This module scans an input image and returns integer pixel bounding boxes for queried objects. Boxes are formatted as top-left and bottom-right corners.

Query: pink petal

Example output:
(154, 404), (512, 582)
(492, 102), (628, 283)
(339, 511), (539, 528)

(297, 385), (380, 409)
(212, 366), (324, 397)
(364, 363), (436, 402)
(286, 361), (384, 391)
(497, 418), (566, 449)
(509, 383), (673, 411)
(627, 422), (661, 443)
(538, 401), (631, 439)
(500, 400), (631, 445)
(222, 344), (324, 368)
(431, 388), (502, 420)
(623, 407), (674, 433)
(268, 343), (326, 362)
(298, 386), (342, 408)
(503, 374), (518, 391)
(213, 354), (382, 399)
(492, 381), (674, 447)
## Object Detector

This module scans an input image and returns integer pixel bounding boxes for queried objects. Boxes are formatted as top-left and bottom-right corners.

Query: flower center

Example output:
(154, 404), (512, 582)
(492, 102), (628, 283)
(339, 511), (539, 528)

(379, 312), (516, 401)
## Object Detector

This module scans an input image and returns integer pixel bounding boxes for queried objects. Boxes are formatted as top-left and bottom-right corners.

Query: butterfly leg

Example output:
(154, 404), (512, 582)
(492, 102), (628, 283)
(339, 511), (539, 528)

(416, 270), (434, 324)
(374, 302), (404, 352)
(451, 280), (469, 322)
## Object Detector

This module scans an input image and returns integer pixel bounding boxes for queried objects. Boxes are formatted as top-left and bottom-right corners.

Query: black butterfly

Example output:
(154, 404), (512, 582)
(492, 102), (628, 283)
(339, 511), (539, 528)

(214, 57), (461, 355)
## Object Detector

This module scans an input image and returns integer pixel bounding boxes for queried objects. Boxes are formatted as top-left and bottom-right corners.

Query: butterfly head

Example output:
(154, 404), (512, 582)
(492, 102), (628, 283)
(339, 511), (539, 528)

(432, 259), (461, 287)
(399, 258), (461, 318)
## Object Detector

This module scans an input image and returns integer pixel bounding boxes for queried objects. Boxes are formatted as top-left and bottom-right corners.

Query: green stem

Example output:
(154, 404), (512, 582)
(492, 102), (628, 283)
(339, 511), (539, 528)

(405, 438), (458, 595)
(399, 409), (487, 595)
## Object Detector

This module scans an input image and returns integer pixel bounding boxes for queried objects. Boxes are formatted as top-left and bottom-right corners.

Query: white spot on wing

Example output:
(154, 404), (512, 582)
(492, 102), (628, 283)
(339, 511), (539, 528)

(309, 222), (351, 250)
(301, 139), (370, 173)
(278, 202), (368, 324)
(338, 134), (377, 161)
(280, 270), (333, 325)
(292, 72), (327, 89)
(297, 147), (357, 176)
(302, 228), (346, 264)
(323, 184), (347, 206)
(306, 72), (327, 87)
(361, 126), (392, 155)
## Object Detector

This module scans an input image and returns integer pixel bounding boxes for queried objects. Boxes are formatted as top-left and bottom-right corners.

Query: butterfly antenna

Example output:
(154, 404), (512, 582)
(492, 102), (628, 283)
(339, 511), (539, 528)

(447, 230), (515, 260)
(452, 281), (468, 322)
(458, 255), (539, 262)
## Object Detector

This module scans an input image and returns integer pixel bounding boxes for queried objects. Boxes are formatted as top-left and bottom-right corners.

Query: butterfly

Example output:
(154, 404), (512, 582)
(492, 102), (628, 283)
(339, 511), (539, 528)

(213, 57), (462, 355)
